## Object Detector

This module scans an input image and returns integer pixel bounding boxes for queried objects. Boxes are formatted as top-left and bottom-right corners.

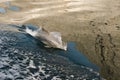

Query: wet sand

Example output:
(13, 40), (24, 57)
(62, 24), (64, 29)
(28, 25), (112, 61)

(0, 0), (120, 80)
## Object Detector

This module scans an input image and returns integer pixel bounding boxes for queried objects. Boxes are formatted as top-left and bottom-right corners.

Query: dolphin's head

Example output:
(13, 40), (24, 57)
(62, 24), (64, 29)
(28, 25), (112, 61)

(18, 24), (39, 33)
(20, 25), (39, 36)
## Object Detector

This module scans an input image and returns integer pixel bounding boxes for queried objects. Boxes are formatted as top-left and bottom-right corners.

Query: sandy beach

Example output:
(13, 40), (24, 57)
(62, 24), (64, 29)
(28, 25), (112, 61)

(0, 0), (120, 80)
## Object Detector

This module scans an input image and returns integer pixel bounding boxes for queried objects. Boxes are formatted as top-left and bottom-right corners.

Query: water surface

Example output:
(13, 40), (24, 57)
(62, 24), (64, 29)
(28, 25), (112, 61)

(0, 24), (103, 79)
(56, 42), (99, 71)
(8, 6), (20, 11)
(0, 7), (6, 13)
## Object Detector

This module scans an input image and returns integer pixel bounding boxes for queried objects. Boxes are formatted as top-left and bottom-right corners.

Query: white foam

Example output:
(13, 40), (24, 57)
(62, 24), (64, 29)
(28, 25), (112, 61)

(70, 75), (74, 78)
(25, 27), (37, 37)
(27, 60), (36, 69)
(45, 74), (50, 78)
(0, 72), (6, 80)
(51, 76), (62, 80)
(38, 66), (45, 74)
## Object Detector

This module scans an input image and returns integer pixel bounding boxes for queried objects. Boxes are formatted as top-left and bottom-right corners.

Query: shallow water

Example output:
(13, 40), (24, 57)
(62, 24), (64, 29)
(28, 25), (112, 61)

(8, 6), (20, 11)
(0, 7), (6, 13)
(56, 42), (99, 70)
(8, 23), (98, 71)
(0, 24), (103, 80)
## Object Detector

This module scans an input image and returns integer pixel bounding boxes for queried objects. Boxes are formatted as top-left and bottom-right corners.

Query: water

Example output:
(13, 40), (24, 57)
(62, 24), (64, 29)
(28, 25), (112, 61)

(8, 6), (20, 11)
(0, 24), (104, 79)
(0, 7), (6, 13)
(4, 1), (10, 6)
(9, 23), (99, 70)
(0, 1), (19, 14)
(57, 42), (99, 71)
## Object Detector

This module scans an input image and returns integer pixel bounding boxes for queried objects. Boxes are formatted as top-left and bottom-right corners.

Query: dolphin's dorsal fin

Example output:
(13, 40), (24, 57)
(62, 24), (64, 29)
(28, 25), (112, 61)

(37, 27), (49, 35)
(50, 32), (62, 44)
(41, 27), (49, 34)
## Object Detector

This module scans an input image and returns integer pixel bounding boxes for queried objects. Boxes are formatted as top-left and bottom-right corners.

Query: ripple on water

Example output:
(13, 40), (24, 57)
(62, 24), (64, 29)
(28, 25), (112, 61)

(0, 24), (104, 80)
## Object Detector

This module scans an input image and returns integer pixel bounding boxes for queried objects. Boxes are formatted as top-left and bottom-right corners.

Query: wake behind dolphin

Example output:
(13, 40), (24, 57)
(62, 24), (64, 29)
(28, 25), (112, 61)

(19, 24), (67, 51)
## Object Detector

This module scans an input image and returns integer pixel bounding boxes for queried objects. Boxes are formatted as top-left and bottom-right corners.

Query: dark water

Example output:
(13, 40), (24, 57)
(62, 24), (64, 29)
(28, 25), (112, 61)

(56, 42), (99, 71)
(0, 24), (104, 80)
(10, 23), (99, 70)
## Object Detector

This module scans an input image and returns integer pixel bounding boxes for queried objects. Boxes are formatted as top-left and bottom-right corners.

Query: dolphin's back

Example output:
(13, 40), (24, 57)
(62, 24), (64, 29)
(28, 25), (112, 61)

(25, 26), (67, 50)
(50, 32), (62, 44)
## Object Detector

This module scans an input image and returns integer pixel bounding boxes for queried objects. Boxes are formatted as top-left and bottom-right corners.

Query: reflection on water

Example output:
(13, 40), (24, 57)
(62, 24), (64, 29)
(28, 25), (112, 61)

(56, 42), (99, 71)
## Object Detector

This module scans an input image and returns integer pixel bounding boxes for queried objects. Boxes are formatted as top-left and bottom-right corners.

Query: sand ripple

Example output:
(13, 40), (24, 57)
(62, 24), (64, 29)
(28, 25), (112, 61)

(0, 0), (120, 23)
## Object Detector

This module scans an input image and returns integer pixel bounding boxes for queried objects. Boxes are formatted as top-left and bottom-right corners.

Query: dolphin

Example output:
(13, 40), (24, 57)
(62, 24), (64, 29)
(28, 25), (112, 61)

(20, 25), (67, 51)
